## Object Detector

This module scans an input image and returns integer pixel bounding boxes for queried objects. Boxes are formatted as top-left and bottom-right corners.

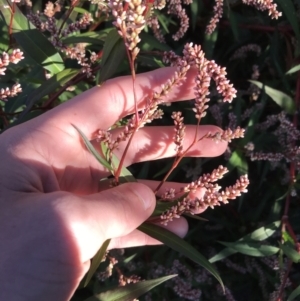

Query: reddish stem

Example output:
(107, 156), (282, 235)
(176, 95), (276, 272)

(154, 119), (202, 194)
(57, 0), (79, 37)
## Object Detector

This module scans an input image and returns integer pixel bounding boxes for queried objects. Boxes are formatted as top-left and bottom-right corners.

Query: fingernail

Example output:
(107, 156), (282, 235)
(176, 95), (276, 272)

(132, 184), (154, 210)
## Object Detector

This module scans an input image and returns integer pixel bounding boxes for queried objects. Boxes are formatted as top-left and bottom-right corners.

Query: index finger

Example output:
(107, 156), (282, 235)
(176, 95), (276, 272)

(40, 67), (197, 137)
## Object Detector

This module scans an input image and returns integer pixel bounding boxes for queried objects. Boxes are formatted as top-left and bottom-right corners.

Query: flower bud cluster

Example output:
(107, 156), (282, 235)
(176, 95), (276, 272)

(207, 0), (281, 34)
(180, 43), (237, 122)
(43, 1), (61, 18)
(207, 127), (245, 143)
(160, 166), (248, 224)
(110, 0), (146, 58)
(0, 49), (24, 76)
(168, 2), (189, 40)
(201, 174), (249, 209)
(242, 0), (282, 19)
(183, 165), (229, 193)
(171, 111), (185, 156)
(0, 49), (24, 102)
(206, 0), (224, 34)
(230, 44), (262, 60)
(160, 172), (249, 224)
(147, 15), (165, 43)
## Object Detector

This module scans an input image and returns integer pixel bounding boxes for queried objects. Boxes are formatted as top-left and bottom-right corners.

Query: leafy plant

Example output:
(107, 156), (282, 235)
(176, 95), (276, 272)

(1, 0), (300, 300)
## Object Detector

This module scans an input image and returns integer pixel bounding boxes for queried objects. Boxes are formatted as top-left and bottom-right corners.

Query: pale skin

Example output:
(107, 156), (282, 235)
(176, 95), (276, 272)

(0, 67), (227, 301)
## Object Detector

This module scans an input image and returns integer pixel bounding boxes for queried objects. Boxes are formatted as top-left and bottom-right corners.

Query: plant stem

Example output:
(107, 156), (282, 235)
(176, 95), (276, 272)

(154, 119), (203, 194)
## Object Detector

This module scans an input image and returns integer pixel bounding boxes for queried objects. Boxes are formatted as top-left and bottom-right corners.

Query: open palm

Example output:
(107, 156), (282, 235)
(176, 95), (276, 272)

(0, 67), (227, 301)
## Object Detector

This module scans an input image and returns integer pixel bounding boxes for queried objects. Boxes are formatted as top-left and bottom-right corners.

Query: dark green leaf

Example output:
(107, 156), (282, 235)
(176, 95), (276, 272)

(287, 284), (300, 301)
(227, 150), (248, 175)
(228, 8), (239, 41)
(62, 31), (108, 46)
(140, 32), (171, 51)
(218, 241), (279, 257)
(97, 29), (126, 84)
(190, 0), (198, 31)
(84, 274), (177, 301)
(138, 223), (224, 289)
(276, 0), (300, 52)
(84, 239), (111, 287)
(19, 68), (79, 119)
(280, 242), (300, 263)
(0, 0), (64, 74)
(209, 221), (280, 262)
(249, 80), (295, 114)
(203, 30), (218, 60)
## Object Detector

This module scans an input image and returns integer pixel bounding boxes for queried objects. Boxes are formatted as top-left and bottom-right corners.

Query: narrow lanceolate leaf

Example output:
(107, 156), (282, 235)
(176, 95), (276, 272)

(97, 28), (126, 84)
(84, 274), (177, 301)
(286, 64), (300, 75)
(19, 68), (79, 120)
(0, 0), (64, 74)
(84, 239), (111, 287)
(276, 0), (300, 45)
(62, 31), (108, 46)
(103, 143), (136, 183)
(249, 80), (295, 114)
(218, 241), (279, 257)
(138, 223), (224, 289)
(72, 125), (113, 172)
(287, 284), (300, 301)
(280, 243), (300, 263)
(209, 221), (280, 263)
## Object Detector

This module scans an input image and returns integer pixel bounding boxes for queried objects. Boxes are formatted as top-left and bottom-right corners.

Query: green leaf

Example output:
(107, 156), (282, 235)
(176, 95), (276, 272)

(276, 0), (300, 51)
(286, 64), (300, 75)
(65, 6), (90, 14)
(97, 28), (126, 84)
(190, 0), (198, 31)
(0, 0), (64, 74)
(287, 284), (300, 301)
(249, 80), (295, 114)
(138, 223), (224, 289)
(203, 29), (218, 60)
(18, 68), (79, 120)
(218, 241), (279, 257)
(209, 221), (280, 262)
(84, 274), (177, 301)
(62, 31), (108, 45)
(140, 32), (171, 51)
(228, 8), (239, 41)
(152, 200), (178, 216)
(282, 231), (294, 244)
(84, 239), (111, 287)
(103, 143), (136, 183)
(72, 125), (113, 171)
(227, 150), (248, 175)
(280, 242), (300, 263)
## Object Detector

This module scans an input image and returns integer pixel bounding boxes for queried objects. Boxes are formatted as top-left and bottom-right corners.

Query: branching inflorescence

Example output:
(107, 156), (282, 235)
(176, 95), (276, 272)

(3, 0), (255, 221)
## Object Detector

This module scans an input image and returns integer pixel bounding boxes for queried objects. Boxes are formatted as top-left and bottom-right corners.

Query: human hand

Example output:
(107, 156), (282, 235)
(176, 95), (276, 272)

(0, 67), (227, 301)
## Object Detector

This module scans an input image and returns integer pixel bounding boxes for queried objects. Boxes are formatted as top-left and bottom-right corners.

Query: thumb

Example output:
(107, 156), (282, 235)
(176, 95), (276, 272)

(75, 183), (156, 260)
